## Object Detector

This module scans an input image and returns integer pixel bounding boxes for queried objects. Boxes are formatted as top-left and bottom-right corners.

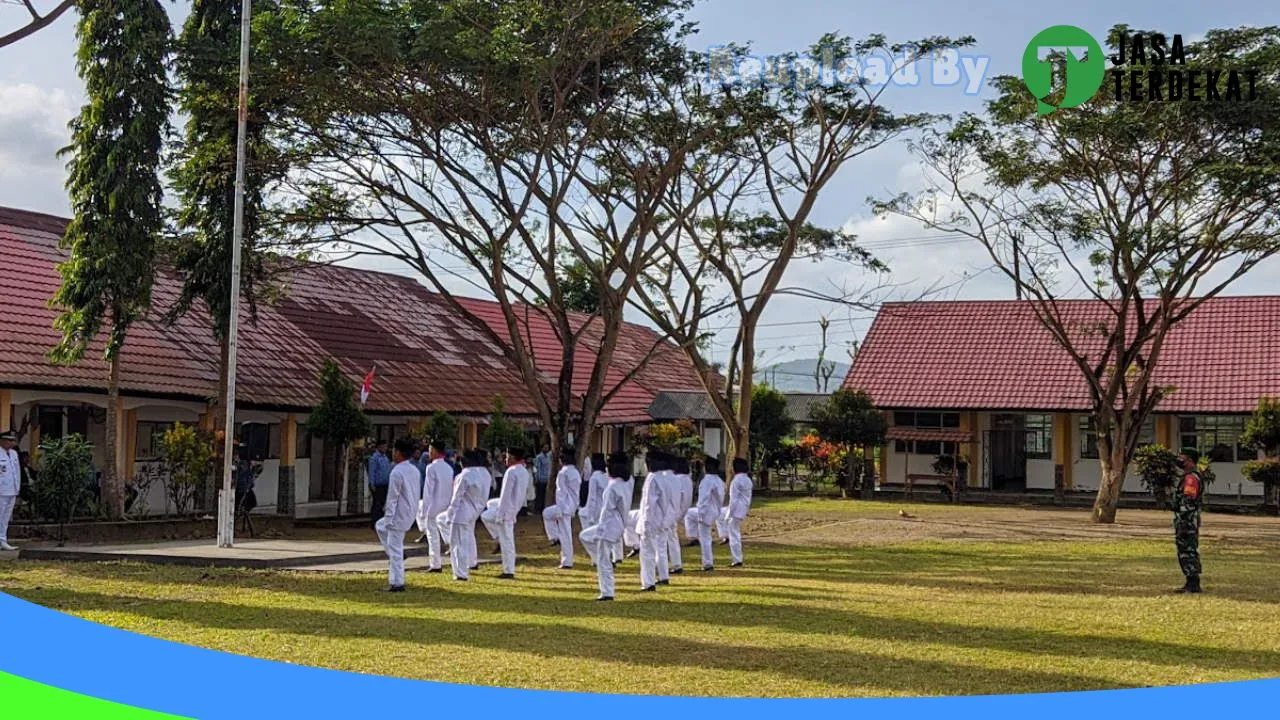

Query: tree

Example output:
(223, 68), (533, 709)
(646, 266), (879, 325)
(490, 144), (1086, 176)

(159, 423), (215, 517)
(49, 0), (170, 520)
(879, 26), (1280, 523)
(34, 434), (95, 546)
(1242, 397), (1280, 510)
(633, 34), (969, 460)
(558, 262), (602, 314)
(481, 396), (529, 457)
(420, 412), (459, 451)
(271, 0), (712, 477)
(0, 0), (75, 49)
(306, 359), (371, 501)
(810, 388), (888, 497)
(166, 0), (292, 505)
(749, 385), (793, 480)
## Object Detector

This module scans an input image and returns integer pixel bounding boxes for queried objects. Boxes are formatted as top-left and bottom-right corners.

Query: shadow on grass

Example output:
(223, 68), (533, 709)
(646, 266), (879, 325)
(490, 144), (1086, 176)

(14, 586), (1141, 697)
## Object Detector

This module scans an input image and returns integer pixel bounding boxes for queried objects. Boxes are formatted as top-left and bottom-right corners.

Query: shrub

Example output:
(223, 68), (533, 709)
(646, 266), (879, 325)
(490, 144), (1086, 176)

(34, 434), (96, 545)
(1243, 458), (1280, 487)
(160, 423), (214, 517)
(1133, 445), (1181, 491)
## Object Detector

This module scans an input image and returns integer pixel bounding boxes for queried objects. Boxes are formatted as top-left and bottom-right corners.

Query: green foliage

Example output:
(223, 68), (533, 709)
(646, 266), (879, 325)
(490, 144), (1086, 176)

(306, 359), (372, 448)
(159, 423), (214, 516)
(631, 419), (703, 458)
(1243, 459), (1280, 487)
(1133, 444), (1181, 491)
(34, 435), (96, 544)
(749, 385), (794, 467)
(480, 396), (528, 456)
(558, 262), (601, 314)
(420, 412), (459, 450)
(49, 0), (169, 364)
(810, 389), (888, 448)
(1242, 398), (1280, 455)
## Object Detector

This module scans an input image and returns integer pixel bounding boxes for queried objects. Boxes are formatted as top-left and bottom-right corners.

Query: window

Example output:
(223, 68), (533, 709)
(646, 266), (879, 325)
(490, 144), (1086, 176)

(1025, 414), (1053, 460)
(1179, 416), (1252, 463)
(135, 421), (175, 460)
(894, 440), (958, 456)
(296, 430), (313, 460)
(372, 424), (408, 447)
(237, 423), (280, 461)
(892, 411), (962, 455)
(38, 406), (65, 441)
(1079, 416), (1156, 460)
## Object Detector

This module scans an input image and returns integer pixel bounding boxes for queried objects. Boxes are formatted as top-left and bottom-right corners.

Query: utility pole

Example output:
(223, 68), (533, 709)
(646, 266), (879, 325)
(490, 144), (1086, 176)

(217, 0), (252, 548)
(1012, 232), (1024, 300)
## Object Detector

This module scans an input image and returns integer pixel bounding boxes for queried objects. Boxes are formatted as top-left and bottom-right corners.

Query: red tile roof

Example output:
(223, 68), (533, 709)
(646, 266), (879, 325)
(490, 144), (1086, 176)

(845, 299), (1280, 414)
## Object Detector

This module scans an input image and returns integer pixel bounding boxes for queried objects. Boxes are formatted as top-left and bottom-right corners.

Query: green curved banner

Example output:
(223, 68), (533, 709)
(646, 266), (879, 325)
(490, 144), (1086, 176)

(0, 671), (191, 719)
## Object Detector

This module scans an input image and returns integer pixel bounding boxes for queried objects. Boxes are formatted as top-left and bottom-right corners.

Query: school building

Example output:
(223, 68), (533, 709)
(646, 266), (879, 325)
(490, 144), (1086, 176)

(845, 299), (1280, 498)
(0, 206), (715, 518)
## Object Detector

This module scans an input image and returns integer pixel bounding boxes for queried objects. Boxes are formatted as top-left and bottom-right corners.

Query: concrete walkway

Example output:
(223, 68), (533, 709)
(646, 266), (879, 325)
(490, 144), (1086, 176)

(18, 539), (433, 569)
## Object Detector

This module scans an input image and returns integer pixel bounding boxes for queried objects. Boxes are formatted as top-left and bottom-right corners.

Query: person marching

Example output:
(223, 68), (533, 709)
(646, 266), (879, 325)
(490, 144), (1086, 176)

(1173, 448), (1206, 594)
(416, 442), (455, 572)
(635, 451), (669, 592)
(666, 456), (694, 574)
(685, 457), (725, 571)
(482, 446), (531, 579)
(533, 446), (552, 513)
(0, 431), (21, 551)
(580, 452), (632, 601)
(653, 454), (680, 585)
(375, 438), (421, 592)
(580, 453), (608, 565)
(367, 440), (392, 529)
(438, 450), (490, 581)
(726, 457), (754, 568)
(542, 447), (582, 569)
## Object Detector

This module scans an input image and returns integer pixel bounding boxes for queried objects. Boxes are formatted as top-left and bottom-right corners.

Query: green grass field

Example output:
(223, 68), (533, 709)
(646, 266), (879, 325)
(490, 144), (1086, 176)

(3, 500), (1280, 698)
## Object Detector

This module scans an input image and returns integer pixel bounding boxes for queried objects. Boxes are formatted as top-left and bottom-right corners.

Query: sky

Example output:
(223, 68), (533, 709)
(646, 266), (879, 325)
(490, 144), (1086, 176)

(2, 0), (1278, 370)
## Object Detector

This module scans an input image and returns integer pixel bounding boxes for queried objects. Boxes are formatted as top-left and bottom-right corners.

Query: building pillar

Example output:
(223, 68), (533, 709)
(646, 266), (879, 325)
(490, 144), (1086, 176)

(1054, 413), (1074, 490)
(466, 422), (478, 448)
(0, 389), (11, 432)
(124, 409), (138, 480)
(278, 413), (297, 517)
(1155, 415), (1174, 448)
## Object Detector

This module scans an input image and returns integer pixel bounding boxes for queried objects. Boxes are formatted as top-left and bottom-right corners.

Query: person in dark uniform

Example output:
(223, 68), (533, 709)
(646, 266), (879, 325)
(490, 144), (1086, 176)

(1173, 448), (1205, 594)
(367, 440), (391, 529)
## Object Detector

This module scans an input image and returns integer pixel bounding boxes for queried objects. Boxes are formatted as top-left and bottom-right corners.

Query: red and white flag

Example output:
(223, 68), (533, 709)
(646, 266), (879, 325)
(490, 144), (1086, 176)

(360, 366), (375, 406)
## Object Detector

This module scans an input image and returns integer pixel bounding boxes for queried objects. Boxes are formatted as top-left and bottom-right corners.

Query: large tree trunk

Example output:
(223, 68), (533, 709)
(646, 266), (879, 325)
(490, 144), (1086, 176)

(101, 356), (125, 519)
(1092, 450), (1125, 523)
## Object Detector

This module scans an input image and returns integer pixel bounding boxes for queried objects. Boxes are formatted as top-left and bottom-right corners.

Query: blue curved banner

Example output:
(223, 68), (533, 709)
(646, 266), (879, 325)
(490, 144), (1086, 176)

(0, 591), (1274, 718)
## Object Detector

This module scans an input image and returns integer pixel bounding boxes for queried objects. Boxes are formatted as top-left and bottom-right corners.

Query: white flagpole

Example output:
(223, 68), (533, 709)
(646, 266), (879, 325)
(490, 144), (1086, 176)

(217, 0), (253, 548)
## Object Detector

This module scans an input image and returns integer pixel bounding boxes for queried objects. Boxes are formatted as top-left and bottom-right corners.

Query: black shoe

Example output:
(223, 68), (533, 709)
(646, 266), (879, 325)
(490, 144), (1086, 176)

(719, 538), (729, 545)
(455, 576), (468, 582)
(1177, 575), (1203, 594)
(625, 549), (639, 559)
(702, 565), (714, 572)
(470, 565), (480, 571)
(497, 573), (516, 580)
(595, 596), (615, 602)
(387, 585), (406, 593)
(657, 579), (669, 586)
(685, 540), (698, 548)
(549, 539), (561, 547)
(559, 565), (574, 570)
(641, 586), (657, 592)
(671, 567), (684, 575)
(426, 568), (443, 574)
(730, 561), (743, 568)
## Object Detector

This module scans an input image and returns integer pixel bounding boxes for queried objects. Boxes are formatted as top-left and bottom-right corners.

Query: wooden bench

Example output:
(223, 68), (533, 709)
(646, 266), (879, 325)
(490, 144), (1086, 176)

(906, 473), (962, 502)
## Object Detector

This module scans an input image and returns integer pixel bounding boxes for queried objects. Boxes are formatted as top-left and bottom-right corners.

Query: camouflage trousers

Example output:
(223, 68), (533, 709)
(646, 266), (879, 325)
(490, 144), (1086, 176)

(1173, 505), (1202, 579)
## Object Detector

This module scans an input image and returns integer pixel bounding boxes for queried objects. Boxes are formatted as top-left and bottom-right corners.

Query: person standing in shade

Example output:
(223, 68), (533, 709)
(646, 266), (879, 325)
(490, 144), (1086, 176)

(1173, 448), (1206, 594)
(579, 453), (608, 565)
(0, 432), (22, 551)
(367, 440), (391, 529)
(482, 446), (531, 579)
(375, 438), (421, 592)
(416, 442), (454, 572)
(580, 452), (631, 601)
(726, 457), (754, 568)
(542, 447), (582, 569)
(438, 450), (490, 581)
(685, 457), (725, 571)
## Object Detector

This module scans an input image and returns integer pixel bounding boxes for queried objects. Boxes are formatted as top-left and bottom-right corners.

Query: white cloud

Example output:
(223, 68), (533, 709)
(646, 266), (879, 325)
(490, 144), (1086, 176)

(0, 82), (77, 215)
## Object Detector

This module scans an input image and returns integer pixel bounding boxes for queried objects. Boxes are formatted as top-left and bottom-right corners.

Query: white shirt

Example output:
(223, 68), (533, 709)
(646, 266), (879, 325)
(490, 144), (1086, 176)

(447, 467), (490, 525)
(383, 460), (421, 532)
(495, 464), (530, 522)
(555, 464), (582, 514)
(728, 472), (753, 520)
(634, 472), (665, 536)
(424, 458), (454, 514)
(696, 474), (725, 525)
(675, 473), (694, 513)
(656, 470), (681, 529)
(593, 477), (629, 543)
(0, 447), (20, 496)
(581, 470), (607, 521)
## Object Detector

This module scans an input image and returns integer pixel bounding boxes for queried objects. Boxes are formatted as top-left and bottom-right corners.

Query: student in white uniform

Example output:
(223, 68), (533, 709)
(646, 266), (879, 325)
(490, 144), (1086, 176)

(0, 432), (21, 551)
(438, 450), (490, 581)
(579, 452), (631, 601)
(726, 457), (754, 567)
(375, 438), (421, 592)
(416, 442), (455, 573)
(615, 463), (636, 563)
(685, 457), (725, 571)
(481, 446), (531, 579)
(578, 453), (607, 565)
(542, 448), (582, 569)
(653, 456), (680, 585)
(665, 456), (693, 574)
(634, 451), (670, 592)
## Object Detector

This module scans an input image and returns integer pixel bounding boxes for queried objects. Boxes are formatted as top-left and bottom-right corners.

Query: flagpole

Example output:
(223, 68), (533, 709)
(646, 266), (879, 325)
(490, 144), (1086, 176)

(217, 0), (253, 548)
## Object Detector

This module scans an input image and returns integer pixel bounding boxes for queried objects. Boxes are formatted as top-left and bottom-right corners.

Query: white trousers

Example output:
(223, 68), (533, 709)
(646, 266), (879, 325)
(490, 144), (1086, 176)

(542, 506), (575, 567)
(623, 510), (640, 549)
(656, 526), (671, 581)
(683, 508), (701, 539)
(0, 495), (16, 545)
(665, 525), (683, 571)
(727, 517), (744, 564)
(694, 519), (714, 568)
(715, 507), (729, 539)
(594, 538), (615, 597)
(375, 517), (405, 588)
(424, 508), (445, 570)
(439, 511), (477, 579)
(481, 505), (517, 575)
(639, 531), (664, 588)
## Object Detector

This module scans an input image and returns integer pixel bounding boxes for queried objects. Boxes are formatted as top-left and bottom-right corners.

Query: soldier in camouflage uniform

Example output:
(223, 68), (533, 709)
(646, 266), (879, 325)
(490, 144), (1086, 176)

(1173, 448), (1204, 594)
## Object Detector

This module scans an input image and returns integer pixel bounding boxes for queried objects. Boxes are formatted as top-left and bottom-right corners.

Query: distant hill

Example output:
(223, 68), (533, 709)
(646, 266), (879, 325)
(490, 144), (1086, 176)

(759, 358), (849, 393)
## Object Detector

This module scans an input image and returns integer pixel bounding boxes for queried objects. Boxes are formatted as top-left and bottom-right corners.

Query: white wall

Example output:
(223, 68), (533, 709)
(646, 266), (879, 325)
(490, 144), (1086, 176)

(1027, 459), (1056, 490)
(704, 427), (722, 459)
